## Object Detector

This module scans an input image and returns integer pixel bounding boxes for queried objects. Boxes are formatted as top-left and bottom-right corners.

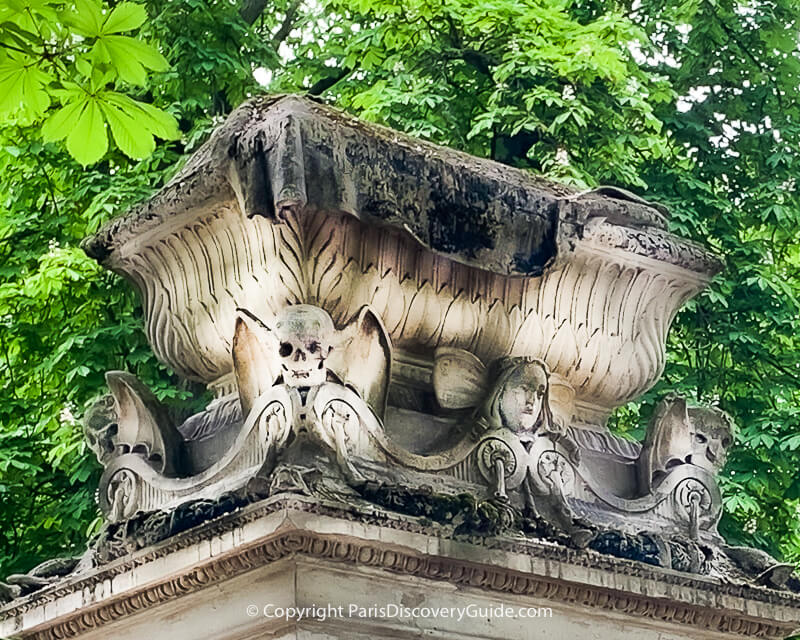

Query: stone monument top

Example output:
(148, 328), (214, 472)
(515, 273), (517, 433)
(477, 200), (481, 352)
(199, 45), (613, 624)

(2, 94), (798, 640)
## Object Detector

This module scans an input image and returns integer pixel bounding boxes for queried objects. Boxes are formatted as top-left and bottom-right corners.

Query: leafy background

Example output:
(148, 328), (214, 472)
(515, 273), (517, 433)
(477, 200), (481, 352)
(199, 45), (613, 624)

(0, 0), (799, 575)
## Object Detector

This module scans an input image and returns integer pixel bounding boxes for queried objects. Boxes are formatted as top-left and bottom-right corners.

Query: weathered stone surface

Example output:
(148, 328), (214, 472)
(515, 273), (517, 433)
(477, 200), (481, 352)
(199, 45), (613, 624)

(2, 498), (799, 640)
(82, 96), (697, 274)
(79, 95), (719, 419)
(5, 94), (795, 639)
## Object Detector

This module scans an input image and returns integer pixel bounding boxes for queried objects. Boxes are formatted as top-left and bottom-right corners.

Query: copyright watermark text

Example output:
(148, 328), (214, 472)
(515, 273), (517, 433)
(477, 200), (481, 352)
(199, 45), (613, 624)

(245, 602), (553, 621)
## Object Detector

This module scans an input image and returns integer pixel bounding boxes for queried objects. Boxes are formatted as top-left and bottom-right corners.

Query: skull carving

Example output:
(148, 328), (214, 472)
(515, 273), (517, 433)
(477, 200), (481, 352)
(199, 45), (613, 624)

(687, 406), (735, 473)
(275, 305), (335, 387)
(83, 394), (118, 465)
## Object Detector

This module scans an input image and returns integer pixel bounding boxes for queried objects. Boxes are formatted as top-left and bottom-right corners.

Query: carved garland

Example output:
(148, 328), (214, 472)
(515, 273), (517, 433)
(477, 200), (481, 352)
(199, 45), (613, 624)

(9, 500), (798, 640)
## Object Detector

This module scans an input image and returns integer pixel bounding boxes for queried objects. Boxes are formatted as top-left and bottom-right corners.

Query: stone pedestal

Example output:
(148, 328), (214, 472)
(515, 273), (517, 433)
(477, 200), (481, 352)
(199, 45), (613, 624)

(3, 497), (799, 640)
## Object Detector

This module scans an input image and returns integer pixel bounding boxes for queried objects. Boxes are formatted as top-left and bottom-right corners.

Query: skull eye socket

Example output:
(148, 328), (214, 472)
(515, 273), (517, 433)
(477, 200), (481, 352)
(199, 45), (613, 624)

(308, 341), (320, 354)
(279, 342), (293, 358)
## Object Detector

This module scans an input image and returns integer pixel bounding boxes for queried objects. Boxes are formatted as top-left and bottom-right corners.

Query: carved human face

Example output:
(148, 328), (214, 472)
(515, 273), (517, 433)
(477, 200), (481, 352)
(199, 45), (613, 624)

(498, 362), (548, 433)
(688, 408), (734, 472)
(274, 305), (334, 387)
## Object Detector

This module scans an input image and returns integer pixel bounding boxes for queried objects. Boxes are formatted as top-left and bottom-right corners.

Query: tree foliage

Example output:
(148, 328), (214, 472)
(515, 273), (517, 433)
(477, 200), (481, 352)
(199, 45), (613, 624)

(0, 0), (181, 164)
(0, 0), (798, 574)
(631, 0), (800, 557)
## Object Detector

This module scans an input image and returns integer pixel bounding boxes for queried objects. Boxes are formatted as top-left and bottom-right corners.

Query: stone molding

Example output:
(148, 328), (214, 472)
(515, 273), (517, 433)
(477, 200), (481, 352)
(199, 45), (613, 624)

(3, 497), (799, 640)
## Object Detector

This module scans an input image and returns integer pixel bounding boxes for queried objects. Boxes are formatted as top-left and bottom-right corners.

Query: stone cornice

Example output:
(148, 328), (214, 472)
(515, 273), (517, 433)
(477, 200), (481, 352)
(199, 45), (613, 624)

(3, 496), (799, 640)
(576, 218), (721, 283)
(83, 95), (717, 277)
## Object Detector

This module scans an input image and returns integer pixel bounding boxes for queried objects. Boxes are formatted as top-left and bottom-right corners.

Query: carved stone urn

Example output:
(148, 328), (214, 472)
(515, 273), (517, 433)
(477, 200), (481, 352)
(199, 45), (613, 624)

(60, 98), (761, 592)
(5, 95), (800, 640)
(84, 95), (718, 424)
(75, 95), (734, 542)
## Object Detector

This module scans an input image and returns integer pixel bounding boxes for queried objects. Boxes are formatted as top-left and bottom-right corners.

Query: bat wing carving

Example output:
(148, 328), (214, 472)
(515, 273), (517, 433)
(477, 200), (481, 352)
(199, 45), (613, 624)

(432, 347), (488, 410)
(232, 308), (281, 415)
(639, 394), (693, 493)
(105, 371), (184, 476)
(328, 306), (392, 418)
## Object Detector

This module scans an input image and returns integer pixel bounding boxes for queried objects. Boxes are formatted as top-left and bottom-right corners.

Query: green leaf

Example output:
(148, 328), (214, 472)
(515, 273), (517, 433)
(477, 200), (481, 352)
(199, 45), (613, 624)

(135, 101), (180, 140)
(97, 97), (155, 158)
(65, 0), (105, 37)
(41, 96), (87, 142)
(101, 2), (147, 34)
(0, 56), (52, 116)
(103, 92), (179, 140)
(95, 35), (168, 85)
(66, 98), (108, 165)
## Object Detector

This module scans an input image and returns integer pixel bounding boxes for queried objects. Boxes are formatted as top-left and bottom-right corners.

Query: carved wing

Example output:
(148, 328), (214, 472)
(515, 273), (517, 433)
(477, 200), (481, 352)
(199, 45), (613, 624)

(639, 395), (692, 493)
(232, 308), (281, 415)
(328, 306), (392, 418)
(432, 347), (488, 409)
(105, 371), (183, 476)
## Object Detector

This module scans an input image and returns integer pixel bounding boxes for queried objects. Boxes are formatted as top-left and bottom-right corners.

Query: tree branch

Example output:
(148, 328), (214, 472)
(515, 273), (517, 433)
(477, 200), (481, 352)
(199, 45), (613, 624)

(270, 0), (301, 49)
(307, 67), (351, 96)
(240, 0), (271, 26)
